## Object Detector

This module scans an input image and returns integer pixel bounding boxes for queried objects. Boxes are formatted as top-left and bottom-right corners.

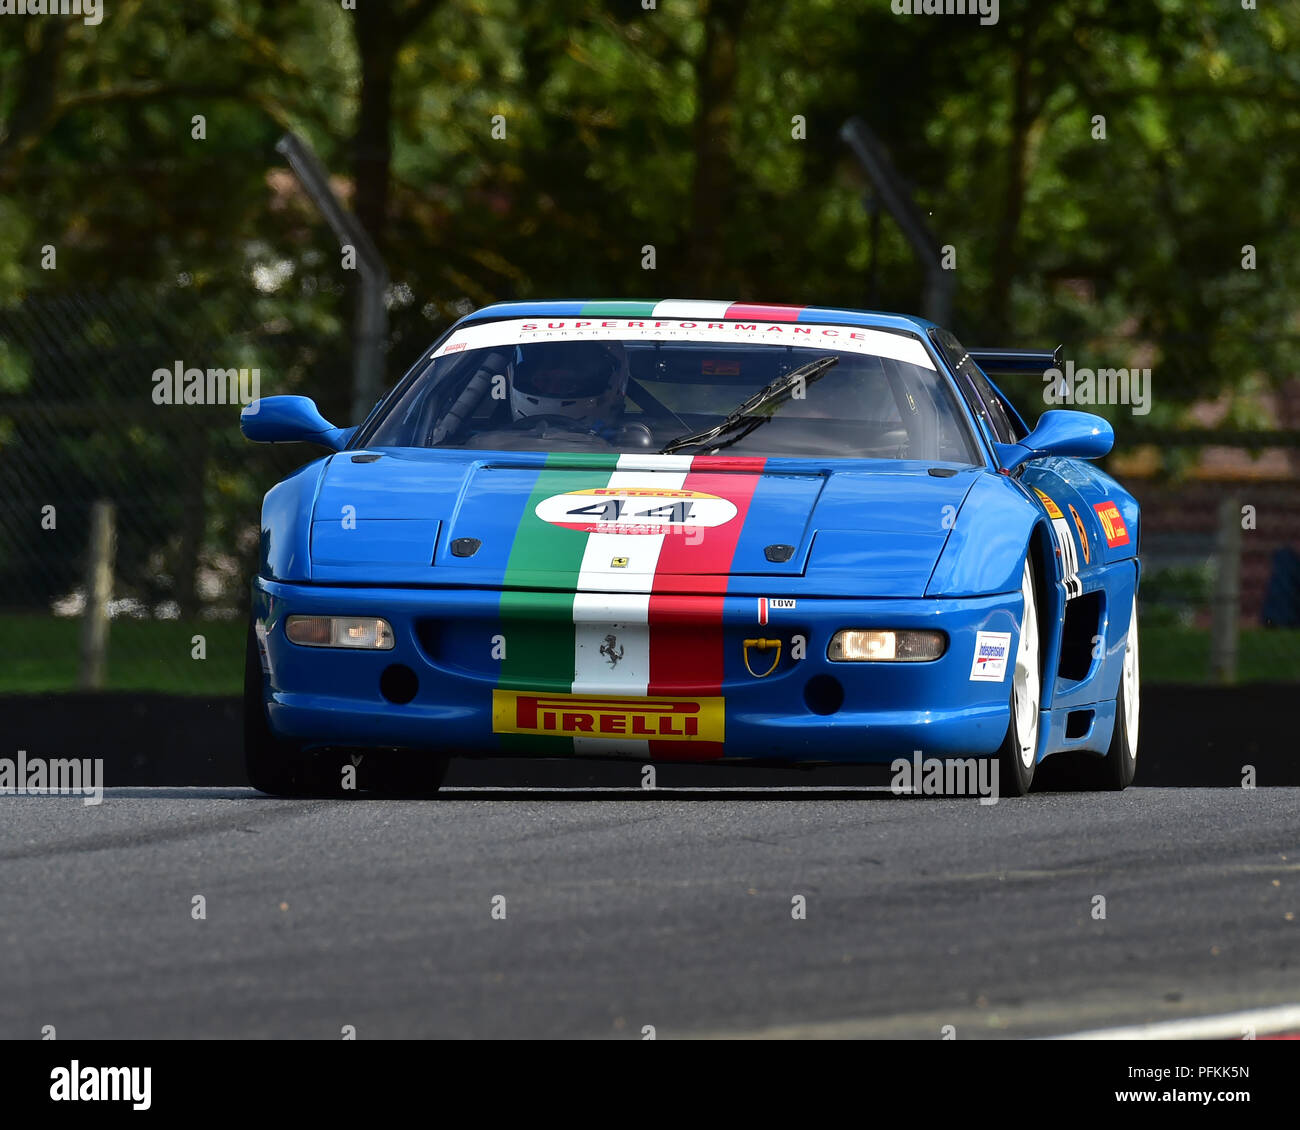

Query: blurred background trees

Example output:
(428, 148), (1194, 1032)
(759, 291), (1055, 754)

(0, 0), (1297, 687)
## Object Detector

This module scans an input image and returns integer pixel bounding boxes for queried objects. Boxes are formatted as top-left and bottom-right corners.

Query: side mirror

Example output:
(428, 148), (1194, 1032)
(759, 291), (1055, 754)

(240, 396), (354, 451)
(994, 410), (1113, 474)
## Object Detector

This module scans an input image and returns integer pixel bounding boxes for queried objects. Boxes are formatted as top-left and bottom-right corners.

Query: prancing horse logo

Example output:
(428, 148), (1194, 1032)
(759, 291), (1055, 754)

(599, 634), (625, 668)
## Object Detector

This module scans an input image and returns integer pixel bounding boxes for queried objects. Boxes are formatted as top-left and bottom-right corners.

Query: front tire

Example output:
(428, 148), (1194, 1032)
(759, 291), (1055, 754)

(243, 620), (309, 796)
(996, 560), (1041, 797)
(244, 617), (451, 798)
(368, 752), (452, 798)
(1095, 594), (1139, 790)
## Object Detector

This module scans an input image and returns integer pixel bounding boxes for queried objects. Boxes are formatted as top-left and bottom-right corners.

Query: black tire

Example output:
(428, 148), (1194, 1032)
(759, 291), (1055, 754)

(996, 560), (1041, 797)
(244, 618), (449, 798)
(368, 752), (451, 798)
(243, 621), (309, 796)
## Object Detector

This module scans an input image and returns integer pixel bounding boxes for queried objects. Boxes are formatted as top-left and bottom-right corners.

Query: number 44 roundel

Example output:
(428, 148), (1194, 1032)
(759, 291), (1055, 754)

(534, 488), (739, 534)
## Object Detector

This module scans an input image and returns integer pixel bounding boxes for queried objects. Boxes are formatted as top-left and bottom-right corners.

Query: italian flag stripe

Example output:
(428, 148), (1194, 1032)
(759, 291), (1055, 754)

(570, 456), (689, 756)
(497, 452), (768, 760)
(652, 299), (733, 319)
(580, 300), (658, 318)
(647, 456), (766, 760)
(723, 303), (804, 322)
(497, 454), (618, 752)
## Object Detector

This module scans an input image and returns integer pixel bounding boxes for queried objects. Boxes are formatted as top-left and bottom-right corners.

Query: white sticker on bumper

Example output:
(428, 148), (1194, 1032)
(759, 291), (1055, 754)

(970, 630), (1012, 682)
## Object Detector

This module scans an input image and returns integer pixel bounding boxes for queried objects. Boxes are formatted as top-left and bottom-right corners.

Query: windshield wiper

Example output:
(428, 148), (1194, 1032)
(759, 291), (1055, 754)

(658, 354), (840, 454)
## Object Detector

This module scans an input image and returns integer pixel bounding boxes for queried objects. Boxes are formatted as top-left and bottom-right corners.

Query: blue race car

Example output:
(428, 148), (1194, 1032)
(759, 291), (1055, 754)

(240, 301), (1140, 797)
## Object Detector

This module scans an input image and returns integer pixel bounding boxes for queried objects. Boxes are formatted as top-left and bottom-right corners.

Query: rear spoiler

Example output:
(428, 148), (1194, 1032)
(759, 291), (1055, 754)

(968, 346), (1064, 374)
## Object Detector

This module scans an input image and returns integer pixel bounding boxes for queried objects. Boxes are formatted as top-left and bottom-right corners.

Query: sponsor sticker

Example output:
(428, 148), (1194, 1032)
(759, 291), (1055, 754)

(1093, 501), (1130, 547)
(492, 690), (725, 742)
(1032, 487), (1063, 520)
(1068, 504), (1090, 565)
(535, 487), (737, 534)
(970, 631), (1013, 682)
(757, 597), (796, 624)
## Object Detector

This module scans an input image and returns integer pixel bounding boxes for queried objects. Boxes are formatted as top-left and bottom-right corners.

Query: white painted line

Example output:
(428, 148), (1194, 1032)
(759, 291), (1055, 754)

(1055, 1004), (1300, 1040)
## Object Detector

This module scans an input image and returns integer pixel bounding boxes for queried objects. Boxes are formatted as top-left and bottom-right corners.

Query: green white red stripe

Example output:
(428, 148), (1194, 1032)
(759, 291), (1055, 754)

(495, 452), (765, 759)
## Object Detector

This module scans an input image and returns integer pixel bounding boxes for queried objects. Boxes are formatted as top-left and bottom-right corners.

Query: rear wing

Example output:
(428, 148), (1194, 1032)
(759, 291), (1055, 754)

(968, 346), (1063, 374)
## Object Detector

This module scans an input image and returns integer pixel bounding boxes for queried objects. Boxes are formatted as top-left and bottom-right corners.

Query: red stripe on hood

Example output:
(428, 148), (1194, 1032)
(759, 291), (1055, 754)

(690, 455), (768, 473)
(647, 459), (765, 760)
(724, 303), (804, 322)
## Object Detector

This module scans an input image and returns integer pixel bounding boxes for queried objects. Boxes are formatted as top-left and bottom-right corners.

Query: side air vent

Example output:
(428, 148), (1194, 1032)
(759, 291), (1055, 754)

(1058, 590), (1104, 681)
(1065, 710), (1094, 739)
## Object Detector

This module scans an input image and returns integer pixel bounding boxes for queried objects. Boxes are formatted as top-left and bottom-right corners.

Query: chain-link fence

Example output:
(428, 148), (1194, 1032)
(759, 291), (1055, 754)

(1, 285), (1298, 693)
(0, 284), (348, 693)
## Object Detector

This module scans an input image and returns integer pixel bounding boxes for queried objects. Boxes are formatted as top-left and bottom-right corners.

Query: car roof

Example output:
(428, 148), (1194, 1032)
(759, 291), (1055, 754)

(455, 300), (938, 336)
(359, 300), (996, 468)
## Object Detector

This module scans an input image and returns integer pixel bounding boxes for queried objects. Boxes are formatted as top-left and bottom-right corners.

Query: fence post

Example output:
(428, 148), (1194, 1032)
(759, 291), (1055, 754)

(840, 116), (955, 326)
(1209, 496), (1240, 684)
(78, 500), (116, 690)
(274, 132), (390, 425)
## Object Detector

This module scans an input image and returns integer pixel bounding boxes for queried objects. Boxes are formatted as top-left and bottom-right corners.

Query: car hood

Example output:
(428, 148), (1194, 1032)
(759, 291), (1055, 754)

(306, 449), (982, 596)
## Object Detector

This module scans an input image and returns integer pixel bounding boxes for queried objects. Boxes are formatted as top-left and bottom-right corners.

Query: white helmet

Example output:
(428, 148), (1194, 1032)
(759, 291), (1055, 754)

(509, 340), (628, 428)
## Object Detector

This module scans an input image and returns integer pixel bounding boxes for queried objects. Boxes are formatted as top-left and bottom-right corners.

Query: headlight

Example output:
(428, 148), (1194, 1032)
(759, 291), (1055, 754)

(286, 615), (395, 650)
(827, 629), (946, 662)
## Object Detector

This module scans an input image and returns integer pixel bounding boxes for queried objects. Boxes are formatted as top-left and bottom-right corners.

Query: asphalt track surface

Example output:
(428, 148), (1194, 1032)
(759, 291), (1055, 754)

(1, 784), (1296, 1039)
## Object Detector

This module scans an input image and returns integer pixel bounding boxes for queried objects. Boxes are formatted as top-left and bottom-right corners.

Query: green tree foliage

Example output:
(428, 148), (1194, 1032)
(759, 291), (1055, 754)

(0, 0), (1296, 617)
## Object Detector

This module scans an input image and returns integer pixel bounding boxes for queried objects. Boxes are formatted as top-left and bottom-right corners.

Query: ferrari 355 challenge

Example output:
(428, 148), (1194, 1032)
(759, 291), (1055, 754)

(241, 300), (1140, 797)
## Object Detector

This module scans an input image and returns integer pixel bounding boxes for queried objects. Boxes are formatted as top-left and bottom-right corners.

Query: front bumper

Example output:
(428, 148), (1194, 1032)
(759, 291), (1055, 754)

(252, 579), (1024, 764)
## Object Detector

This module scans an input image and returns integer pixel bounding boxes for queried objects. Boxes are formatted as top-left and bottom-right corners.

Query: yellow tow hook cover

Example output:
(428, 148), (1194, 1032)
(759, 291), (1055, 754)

(742, 638), (782, 678)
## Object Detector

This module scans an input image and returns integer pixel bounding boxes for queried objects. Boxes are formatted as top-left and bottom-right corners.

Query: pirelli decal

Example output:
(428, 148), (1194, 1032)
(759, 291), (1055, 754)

(493, 690), (725, 743)
(1032, 487), (1063, 520)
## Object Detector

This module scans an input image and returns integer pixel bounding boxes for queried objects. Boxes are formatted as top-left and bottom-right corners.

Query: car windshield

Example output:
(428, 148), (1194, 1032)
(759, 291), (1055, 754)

(355, 318), (981, 462)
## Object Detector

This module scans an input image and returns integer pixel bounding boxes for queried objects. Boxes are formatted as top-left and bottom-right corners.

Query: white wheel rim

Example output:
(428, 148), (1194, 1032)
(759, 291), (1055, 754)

(1123, 595), (1140, 756)
(1013, 563), (1040, 769)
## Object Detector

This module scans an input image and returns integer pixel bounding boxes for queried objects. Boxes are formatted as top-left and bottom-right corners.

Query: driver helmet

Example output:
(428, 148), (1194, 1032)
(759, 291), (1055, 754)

(509, 340), (629, 427)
